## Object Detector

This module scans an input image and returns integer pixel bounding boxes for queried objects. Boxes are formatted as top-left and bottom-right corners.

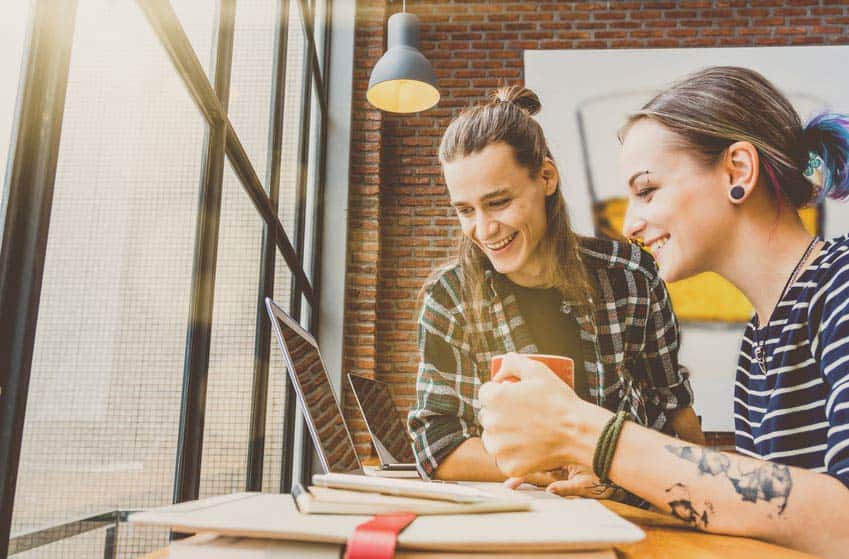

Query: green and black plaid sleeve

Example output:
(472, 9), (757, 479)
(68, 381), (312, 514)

(407, 268), (481, 479)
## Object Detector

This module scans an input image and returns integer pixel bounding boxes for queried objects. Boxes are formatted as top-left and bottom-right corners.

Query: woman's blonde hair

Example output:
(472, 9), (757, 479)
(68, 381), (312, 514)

(431, 85), (594, 340)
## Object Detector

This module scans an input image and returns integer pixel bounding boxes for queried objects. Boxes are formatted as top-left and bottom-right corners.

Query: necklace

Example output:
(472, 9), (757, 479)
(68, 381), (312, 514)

(753, 237), (819, 375)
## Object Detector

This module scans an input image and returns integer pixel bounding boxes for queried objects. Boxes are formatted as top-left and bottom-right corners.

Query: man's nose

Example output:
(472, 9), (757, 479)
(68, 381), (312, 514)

(476, 212), (498, 238)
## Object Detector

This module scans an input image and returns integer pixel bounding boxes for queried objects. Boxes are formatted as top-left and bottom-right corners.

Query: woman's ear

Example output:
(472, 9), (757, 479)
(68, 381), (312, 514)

(724, 141), (759, 204)
(541, 158), (559, 196)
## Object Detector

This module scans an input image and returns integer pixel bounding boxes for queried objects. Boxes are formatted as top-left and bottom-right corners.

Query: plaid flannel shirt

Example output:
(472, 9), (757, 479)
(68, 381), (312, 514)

(407, 237), (694, 479)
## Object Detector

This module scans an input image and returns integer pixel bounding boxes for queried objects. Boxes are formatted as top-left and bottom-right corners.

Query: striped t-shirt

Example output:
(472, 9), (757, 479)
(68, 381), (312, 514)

(735, 234), (849, 487)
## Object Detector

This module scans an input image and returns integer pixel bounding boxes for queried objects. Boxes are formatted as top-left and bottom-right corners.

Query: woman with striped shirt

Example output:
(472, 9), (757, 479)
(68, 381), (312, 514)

(478, 66), (849, 558)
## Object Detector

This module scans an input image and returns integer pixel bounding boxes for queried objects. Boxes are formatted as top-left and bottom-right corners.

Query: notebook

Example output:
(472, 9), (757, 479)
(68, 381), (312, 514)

(293, 484), (531, 516)
(169, 534), (617, 559)
(130, 491), (645, 552)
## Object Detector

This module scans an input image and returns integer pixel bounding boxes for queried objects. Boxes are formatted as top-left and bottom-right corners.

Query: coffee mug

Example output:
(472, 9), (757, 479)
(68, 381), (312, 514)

(490, 353), (574, 387)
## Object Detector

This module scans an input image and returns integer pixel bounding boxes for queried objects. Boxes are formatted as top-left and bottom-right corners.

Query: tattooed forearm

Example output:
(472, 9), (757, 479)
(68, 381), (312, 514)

(665, 445), (792, 514)
(730, 461), (792, 514)
(666, 444), (731, 476)
(666, 483), (714, 529)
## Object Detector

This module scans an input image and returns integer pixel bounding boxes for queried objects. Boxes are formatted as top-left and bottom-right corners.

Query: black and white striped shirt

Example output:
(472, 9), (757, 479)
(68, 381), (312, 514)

(735, 234), (849, 487)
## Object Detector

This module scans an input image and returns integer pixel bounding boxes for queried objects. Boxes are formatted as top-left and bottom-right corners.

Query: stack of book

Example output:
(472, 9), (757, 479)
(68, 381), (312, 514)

(169, 533), (618, 558)
(131, 474), (642, 558)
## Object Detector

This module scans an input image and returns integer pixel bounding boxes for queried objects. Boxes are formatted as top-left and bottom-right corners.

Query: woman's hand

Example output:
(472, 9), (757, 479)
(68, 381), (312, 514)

(478, 352), (610, 477)
(507, 465), (625, 499)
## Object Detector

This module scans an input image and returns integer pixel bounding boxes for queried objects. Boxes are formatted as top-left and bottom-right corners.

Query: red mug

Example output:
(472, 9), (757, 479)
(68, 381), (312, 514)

(490, 353), (574, 387)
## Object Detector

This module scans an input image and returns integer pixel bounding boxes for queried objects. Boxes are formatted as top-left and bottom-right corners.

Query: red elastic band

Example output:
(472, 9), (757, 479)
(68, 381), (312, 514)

(344, 512), (417, 559)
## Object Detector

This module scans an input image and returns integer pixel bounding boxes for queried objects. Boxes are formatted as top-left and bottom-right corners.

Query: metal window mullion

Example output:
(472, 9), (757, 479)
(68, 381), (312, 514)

(137, 0), (226, 125)
(287, 19), (319, 485)
(0, 2), (78, 557)
(306, 0), (332, 334)
(137, 0), (316, 308)
(8, 510), (118, 556)
(222, 125), (316, 307)
(173, 0), (235, 505)
(289, 46), (313, 325)
(247, 0), (290, 493)
(296, 0), (332, 486)
(297, 0), (327, 113)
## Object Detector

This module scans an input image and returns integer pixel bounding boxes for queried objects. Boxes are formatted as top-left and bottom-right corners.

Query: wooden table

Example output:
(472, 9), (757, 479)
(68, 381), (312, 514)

(602, 501), (821, 559)
(137, 500), (821, 559)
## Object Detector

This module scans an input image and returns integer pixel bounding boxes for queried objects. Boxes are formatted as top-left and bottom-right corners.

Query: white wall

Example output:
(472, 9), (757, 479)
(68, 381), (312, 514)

(526, 46), (849, 430)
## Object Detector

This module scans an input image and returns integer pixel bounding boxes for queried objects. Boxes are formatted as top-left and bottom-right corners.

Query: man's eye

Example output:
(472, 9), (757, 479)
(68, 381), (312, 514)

(457, 207), (473, 216)
(489, 198), (510, 208)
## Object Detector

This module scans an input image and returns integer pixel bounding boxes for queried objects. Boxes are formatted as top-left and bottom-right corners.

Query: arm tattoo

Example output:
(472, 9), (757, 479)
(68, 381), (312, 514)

(585, 481), (613, 498)
(666, 483), (713, 529)
(665, 445), (792, 514)
(585, 481), (627, 501)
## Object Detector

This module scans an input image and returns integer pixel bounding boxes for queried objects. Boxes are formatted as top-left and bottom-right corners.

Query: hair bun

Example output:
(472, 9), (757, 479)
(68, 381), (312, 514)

(491, 85), (541, 116)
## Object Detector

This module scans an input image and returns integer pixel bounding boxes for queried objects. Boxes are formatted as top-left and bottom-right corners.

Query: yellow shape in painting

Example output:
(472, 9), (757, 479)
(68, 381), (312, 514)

(593, 198), (819, 323)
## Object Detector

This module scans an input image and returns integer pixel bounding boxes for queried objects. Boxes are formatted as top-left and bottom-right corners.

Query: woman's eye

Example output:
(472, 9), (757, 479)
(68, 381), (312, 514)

(635, 187), (656, 199)
(457, 207), (473, 216)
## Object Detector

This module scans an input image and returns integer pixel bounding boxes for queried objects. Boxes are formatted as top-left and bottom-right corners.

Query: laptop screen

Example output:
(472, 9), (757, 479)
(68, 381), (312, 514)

(348, 374), (415, 463)
(268, 301), (361, 474)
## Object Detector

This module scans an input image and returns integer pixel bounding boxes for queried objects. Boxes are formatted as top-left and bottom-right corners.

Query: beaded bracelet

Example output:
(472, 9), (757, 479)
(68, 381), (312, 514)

(592, 410), (630, 483)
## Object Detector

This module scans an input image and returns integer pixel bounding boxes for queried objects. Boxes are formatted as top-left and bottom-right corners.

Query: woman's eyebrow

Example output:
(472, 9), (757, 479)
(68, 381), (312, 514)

(627, 170), (651, 189)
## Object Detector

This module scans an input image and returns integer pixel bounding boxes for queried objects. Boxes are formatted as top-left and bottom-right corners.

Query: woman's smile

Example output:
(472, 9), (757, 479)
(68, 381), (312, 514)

(646, 234), (671, 265)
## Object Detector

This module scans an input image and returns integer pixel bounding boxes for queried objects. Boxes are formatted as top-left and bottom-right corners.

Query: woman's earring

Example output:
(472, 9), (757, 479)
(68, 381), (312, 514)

(729, 185), (746, 202)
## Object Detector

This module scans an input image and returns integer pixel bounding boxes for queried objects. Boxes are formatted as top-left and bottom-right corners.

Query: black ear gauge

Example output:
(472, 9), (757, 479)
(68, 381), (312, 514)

(730, 185), (745, 200)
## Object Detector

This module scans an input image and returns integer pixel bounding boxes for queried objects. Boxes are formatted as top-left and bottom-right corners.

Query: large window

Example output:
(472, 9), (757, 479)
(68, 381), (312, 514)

(0, 0), (334, 557)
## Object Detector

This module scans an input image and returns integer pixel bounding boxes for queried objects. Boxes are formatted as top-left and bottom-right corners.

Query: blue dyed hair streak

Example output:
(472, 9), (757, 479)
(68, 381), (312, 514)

(803, 112), (849, 202)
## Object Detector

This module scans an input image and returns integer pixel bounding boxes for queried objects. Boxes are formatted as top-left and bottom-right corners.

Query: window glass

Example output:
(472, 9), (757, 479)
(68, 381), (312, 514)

(11, 2), (208, 557)
(0, 0), (32, 246)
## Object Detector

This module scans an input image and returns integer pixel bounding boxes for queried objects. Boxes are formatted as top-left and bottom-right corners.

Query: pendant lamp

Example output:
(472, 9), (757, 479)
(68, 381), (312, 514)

(366, 4), (439, 114)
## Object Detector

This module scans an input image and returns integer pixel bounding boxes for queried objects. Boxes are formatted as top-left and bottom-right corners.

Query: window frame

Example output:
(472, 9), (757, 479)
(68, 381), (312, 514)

(0, 0), (349, 554)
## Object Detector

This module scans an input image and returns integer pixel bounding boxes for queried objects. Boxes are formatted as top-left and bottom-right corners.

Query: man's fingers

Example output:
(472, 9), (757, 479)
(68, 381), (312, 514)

(503, 476), (524, 490)
(480, 430), (496, 456)
(478, 380), (496, 403)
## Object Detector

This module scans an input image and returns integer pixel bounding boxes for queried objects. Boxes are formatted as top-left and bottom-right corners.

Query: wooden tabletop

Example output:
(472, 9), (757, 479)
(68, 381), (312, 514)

(137, 500), (821, 559)
(602, 501), (821, 559)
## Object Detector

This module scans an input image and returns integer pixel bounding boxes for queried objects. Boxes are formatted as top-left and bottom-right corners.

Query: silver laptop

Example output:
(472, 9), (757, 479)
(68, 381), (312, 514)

(265, 298), (363, 474)
(347, 373), (417, 471)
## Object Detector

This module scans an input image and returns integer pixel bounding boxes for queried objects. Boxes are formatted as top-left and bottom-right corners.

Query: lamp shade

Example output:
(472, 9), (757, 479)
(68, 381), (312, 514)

(367, 12), (439, 113)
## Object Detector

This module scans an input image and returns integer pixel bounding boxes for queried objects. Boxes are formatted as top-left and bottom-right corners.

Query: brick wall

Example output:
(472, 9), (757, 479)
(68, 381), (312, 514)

(342, 0), (849, 458)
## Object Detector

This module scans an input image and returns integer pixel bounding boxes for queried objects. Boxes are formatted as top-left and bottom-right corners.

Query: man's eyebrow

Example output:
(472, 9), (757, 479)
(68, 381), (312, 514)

(481, 188), (511, 201)
(451, 188), (511, 207)
(627, 170), (651, 188)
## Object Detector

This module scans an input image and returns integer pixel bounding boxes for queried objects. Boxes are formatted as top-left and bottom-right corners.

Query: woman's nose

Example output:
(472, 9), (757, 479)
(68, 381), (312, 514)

(622, 203), (646, 240)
